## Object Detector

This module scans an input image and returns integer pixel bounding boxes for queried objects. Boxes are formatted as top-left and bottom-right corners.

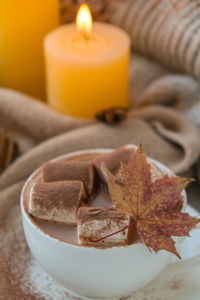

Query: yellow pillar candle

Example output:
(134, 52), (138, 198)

(0, 0), (60, 100)
(44, 4), (130, 119)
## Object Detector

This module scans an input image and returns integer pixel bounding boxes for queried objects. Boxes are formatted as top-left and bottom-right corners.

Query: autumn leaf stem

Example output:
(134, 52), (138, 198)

(89, 218), (137, 243)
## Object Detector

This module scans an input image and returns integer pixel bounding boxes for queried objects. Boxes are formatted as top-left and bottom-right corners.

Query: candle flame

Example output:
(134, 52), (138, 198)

(76, 4), (92, 39)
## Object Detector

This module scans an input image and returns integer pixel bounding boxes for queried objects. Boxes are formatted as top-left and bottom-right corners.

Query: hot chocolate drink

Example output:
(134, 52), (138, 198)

(26, 145), (183, 247)
(26, 150), (116, 245)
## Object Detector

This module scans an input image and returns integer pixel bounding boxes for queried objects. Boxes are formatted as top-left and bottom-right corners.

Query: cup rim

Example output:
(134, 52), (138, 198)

(20, 146), (187, 251)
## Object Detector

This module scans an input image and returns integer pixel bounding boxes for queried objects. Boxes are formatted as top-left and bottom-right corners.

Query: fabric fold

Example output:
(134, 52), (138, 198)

(135, 75), (200, 110)
(0, 105), (199, 193)
(0, 180), (25, 223)
(0, 89), (92, 153)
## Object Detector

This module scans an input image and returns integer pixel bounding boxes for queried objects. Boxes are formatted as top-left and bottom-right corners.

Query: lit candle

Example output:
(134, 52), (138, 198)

(0, 0), (60, 100)
(44, 4), (130, 119)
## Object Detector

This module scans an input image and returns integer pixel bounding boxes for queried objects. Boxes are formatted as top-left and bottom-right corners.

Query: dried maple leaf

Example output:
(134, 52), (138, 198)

(107, 145), (199, 258)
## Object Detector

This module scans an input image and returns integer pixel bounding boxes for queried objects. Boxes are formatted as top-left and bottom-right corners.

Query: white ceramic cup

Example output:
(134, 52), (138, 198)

(20, 148), (196, 299)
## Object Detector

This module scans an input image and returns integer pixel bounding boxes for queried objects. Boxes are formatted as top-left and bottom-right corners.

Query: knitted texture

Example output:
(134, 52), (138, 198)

(110, 0), (200, 82)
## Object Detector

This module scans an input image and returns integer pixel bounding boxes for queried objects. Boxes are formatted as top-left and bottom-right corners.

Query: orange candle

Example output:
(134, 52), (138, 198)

(0, 0), (60, 100)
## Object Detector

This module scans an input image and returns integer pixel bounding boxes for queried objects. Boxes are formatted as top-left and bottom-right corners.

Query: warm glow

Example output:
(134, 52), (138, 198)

(76, 4), (92, 39)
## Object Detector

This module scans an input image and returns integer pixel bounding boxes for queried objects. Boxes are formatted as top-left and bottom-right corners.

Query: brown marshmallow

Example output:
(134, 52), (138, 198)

(77, 207), (130, 247)
(42, 160), (95, 195)
(93, 145), (136, 184)
(94, 145), (166, 185)
(29, 181), (85, 225)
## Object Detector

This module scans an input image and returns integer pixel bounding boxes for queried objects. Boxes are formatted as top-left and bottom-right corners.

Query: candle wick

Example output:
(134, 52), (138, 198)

(82, 32), (90, 42)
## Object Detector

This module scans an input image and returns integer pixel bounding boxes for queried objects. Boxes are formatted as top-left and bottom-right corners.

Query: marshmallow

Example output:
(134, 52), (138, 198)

(77, 207), (130, 247)
(29, 181), (85, 225)
(42, 160), (95, 195)
(93, 145), (136, 184)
